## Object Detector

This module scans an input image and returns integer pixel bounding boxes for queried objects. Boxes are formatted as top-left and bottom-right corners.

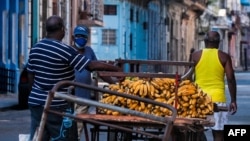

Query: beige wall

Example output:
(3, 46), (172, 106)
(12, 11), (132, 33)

(168, 4), (198, 62)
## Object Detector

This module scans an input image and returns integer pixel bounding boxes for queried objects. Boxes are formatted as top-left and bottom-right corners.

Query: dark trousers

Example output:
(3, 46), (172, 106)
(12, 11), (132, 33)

(29, 105), (78, 141)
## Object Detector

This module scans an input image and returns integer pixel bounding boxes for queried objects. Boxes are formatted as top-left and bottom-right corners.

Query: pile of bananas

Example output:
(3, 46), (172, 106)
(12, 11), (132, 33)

(98, 77), (213, 119)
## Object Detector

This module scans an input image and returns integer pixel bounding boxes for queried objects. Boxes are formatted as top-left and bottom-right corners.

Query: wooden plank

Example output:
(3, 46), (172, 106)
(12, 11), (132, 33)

(76, 114), (215, 127)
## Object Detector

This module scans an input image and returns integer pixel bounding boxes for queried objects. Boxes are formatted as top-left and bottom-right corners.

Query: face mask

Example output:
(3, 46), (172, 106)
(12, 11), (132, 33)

(74, 38), (87, 49)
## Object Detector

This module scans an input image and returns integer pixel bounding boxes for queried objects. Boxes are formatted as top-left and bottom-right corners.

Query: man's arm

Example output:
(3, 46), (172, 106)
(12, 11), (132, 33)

(99, 76), (116, 84)
(87, 61), (124, 82)
(224, 54), (237, 115)
(87, 60), (122, 72)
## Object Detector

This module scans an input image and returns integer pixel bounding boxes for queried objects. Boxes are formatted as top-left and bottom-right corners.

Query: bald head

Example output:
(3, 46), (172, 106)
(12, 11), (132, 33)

(46, 15), (64, 33)
(45, 15), (65, 40)
(204, 31), (220, 48)
(204, 31), (220, 42)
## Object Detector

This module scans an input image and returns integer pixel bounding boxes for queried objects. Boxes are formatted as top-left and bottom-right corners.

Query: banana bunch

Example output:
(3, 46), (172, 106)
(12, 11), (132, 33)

(98, 77), (213, 119)
(175, 80), (213, 118)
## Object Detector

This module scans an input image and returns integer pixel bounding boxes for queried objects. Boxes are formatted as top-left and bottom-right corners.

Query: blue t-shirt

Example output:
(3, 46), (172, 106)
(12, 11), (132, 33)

(74, 46), (97, 99)
(27, 38), (90, 106)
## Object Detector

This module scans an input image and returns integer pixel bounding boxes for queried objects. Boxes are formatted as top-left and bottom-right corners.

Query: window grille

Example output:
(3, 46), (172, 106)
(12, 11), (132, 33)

(102, 29), (116, 45)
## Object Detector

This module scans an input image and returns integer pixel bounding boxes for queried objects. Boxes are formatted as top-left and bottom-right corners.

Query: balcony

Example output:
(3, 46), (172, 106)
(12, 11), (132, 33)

(183, 0), (208, 11)
(77, 0), (104, 27)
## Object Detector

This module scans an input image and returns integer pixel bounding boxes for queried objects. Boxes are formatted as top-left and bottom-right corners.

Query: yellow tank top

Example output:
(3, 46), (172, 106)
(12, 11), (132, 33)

(195, 48), (226, 102)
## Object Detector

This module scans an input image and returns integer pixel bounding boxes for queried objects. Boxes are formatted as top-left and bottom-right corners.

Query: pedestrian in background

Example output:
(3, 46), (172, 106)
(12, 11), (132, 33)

(27, 15), (122, 141)
(191, 31), (237, 141)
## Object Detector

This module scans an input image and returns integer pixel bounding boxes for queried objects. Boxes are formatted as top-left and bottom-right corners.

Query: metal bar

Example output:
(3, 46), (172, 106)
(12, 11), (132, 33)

(110, 59), (195, 80)
(97, 71), (177, 78)
(97, 68), (193, 80)
(83, 123), (89, 141)
(34, 91), (54, 141)
(115, 59), (195, 66)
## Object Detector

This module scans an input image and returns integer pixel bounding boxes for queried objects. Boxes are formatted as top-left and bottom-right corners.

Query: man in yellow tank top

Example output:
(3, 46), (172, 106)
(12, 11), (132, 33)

(191, 31), (237, 141)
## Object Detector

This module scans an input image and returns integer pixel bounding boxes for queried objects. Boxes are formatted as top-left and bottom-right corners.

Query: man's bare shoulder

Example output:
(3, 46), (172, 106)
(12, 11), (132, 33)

(192, 50), (202, 55)
(218, 50), (230, 57)
(191, 50), (202, 62)
(218, 50), (231, 59)
(218, 50), (232, 67)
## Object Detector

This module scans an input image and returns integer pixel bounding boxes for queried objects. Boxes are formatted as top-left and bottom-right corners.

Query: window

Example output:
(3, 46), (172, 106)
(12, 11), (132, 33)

(104, 5), (117, 15)
(102, 29), (116, 45)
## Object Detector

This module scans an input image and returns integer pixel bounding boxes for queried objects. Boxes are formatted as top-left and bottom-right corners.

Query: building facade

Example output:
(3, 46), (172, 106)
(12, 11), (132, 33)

(91, 0), (207, 73)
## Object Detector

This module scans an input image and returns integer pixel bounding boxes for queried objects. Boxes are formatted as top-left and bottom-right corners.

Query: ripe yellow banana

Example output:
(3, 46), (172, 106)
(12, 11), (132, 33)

(139, 84), (144, 96)
(150, 81), (160, 90)
(133, 84), (141, 94)
(143, 84), (147, 97)
(179, 79), (191, 86)
(132, 80), (143, 90)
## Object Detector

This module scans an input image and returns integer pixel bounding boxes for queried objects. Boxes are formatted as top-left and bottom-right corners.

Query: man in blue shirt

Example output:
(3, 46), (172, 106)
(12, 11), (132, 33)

(73, 25), (98, 102)
(27, 15), (121, 141)
(73, 25), (98, 140)
(72, 25), (116, 140)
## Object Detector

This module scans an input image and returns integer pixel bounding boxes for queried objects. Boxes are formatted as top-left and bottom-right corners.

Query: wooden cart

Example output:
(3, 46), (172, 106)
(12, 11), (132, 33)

(33, 80), (177, 141)
(33, 60), (215, 141)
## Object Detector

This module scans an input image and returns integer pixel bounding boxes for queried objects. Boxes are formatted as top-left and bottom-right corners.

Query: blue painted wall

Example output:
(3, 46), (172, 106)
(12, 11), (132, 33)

(92, 0), (148, 61)
(0, 0), (10, 67)
(19, 0), (29, 67)
(31, 0), (40, 47)
(129, 5), (147, 60)
(91, 0), (120, 60)
(241, 0), (250, 6)
(0, 0), (28, 93)
(9, 0), (19, 69)
(92, 0), (168, 62)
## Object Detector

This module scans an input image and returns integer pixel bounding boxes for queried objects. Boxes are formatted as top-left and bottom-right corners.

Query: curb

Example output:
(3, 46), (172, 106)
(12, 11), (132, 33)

(0, 93), (18, 111)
